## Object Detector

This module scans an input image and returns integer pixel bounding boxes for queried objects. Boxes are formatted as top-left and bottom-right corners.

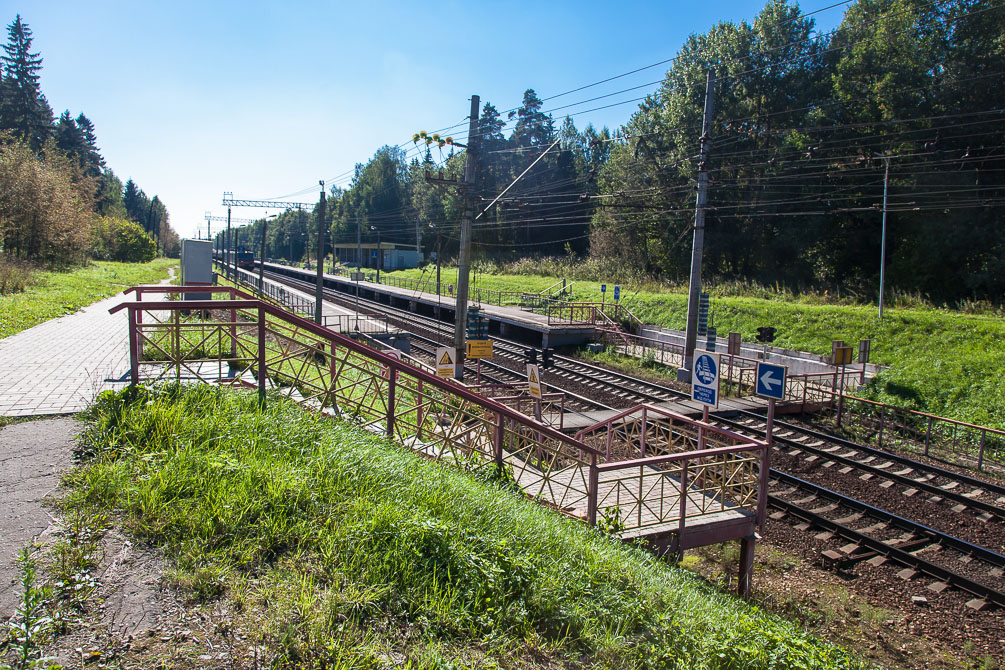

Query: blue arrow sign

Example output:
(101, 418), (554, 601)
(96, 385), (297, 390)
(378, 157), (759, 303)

(755, 362), (787, 400)
(601, 284), (606, 293)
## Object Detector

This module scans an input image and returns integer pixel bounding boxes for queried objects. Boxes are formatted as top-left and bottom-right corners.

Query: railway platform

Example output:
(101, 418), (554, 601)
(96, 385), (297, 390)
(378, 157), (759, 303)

(256, 261), (599, 348)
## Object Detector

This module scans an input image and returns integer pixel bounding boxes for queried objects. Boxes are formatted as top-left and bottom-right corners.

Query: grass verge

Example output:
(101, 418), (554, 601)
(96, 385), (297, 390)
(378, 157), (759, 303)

(0, 258), (175, 340)
(66, 384), (866, 669)
(387, 266), (1005, 430)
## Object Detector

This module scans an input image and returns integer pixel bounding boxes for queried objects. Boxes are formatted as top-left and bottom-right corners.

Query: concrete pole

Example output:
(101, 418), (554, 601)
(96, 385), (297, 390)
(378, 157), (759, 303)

(878, 155), (890, 319)
(679, 71), (716, 383)
(315, 183), (326, 324)
(453, 94), (480, 379)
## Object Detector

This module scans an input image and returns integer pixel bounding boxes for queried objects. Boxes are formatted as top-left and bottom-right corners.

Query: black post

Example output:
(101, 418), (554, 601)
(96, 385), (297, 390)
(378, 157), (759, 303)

(315, 183), (326, 324)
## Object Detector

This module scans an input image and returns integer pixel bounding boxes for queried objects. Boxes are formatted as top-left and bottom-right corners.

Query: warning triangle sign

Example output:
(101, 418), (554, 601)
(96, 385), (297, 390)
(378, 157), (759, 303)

(529, 368), (538, 383)
(438, 351), (452, 365)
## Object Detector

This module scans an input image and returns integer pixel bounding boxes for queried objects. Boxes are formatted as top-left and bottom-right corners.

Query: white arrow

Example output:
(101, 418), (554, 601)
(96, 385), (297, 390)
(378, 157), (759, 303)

(760, 370), (781, 389)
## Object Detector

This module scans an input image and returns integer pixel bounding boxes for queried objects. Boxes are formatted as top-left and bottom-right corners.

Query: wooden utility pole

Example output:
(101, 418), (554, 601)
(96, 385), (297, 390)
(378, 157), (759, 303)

(680, 71), (716, 383)
(315, 182), (326, 324)
(453, 95), (480, 379)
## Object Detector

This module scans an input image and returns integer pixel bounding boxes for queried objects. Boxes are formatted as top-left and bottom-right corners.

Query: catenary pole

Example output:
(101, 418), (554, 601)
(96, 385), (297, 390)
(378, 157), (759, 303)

(226, 206), (232, 280)
(680, 71), (716, 383)
(453, 95), (480, 379)
(878, 155), (890, 318)
(315, 182), (326, 324)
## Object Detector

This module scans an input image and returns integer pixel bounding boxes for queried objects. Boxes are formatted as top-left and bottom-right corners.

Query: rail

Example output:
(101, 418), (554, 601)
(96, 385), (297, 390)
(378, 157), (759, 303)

(111, 284), (767, 550)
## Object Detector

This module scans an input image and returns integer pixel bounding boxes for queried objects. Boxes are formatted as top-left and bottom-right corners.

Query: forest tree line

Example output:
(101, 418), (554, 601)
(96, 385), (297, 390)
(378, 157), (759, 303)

(0, 14), (177, 269)
(227, 0), (1003, 304)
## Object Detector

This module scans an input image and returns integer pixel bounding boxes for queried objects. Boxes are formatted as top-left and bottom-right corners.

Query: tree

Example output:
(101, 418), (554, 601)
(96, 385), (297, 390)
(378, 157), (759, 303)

(0, 15), (51, 149)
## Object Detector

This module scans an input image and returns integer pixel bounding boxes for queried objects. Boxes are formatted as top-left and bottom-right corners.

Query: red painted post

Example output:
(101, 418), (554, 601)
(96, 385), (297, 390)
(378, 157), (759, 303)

(416, 379), (424, 439)
(978, 429), (986, 472)
(494, 413), (504, 470)
(640, 406), (648, 458)
(127, 307), (139, 386)
(924, 416), (932, 457)
(386, 373), (396, 438)
(587, 453), (599, 526)
(677, 459), (689, 558)
(257, 307), (267, 406)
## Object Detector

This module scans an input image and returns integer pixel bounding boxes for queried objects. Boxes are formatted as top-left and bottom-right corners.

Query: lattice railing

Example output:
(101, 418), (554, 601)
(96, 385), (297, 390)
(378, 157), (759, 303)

(576, 404), (767, 534)
(113, 285), (768, 539)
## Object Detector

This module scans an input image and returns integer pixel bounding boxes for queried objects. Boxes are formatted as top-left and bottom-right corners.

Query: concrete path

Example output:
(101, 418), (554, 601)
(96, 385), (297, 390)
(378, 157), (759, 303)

(0, 292), (134, 416)
(0, 417), (79, 612)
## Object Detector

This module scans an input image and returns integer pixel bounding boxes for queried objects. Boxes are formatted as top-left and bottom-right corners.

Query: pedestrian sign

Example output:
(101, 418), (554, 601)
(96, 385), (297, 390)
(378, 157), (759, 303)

(527, 363), (542, 399)
(436, 346), (455, 378)
(466, 339), (493, 359)
(613, 285), (620, 301)
(601, 284), (606, 293)
(755, 362), (787, 400)
(691, 350), (720, 407)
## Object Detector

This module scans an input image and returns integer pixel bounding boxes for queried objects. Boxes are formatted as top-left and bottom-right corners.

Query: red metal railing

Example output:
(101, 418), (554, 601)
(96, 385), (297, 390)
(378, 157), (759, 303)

(111, 284), (768, 541)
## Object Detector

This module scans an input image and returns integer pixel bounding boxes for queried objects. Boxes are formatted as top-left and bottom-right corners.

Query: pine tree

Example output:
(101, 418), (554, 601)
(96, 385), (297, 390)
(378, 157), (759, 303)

(55, 110), (86, 163)
(75, 112), (104, 176)
(0, 15), (51, 148)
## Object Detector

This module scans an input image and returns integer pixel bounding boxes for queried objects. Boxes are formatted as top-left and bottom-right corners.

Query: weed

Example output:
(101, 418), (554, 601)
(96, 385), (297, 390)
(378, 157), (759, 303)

(1, 548), (53, 670)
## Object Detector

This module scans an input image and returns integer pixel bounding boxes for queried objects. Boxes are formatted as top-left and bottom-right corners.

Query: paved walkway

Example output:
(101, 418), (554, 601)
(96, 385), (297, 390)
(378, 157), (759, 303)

(0, 292), (134, 416)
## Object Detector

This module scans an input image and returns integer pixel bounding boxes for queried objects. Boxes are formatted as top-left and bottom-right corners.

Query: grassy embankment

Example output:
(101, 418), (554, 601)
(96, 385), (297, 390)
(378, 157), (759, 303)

(66, 384), (865, 669)
(0, 258), (175, 340)
(386, 266), (1005, 431)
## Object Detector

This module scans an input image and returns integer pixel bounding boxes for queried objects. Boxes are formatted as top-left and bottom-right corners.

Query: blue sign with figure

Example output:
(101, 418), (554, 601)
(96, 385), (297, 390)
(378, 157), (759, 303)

(755, 362), (787, 400)
(601, 284), (606, 293)
(691, 350), (720, 407)
(614, 285), (621, 301)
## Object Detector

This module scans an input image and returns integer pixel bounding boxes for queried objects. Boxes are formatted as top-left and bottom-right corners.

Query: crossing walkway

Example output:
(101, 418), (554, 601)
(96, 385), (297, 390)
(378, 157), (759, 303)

(0, 292), (135, 416)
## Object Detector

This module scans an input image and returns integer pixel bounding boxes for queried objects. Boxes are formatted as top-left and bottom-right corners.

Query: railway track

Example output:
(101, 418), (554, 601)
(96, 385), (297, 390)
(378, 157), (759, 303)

(251, 266), (1005, 607)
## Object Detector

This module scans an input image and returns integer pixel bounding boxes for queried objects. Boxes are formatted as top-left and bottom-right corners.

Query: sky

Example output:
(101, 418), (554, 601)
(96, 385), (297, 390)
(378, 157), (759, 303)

(18, 1), (848, 240)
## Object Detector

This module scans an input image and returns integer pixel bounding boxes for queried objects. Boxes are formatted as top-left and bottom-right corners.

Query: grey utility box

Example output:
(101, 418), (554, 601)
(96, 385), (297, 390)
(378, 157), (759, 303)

(180, 239), (213, 300)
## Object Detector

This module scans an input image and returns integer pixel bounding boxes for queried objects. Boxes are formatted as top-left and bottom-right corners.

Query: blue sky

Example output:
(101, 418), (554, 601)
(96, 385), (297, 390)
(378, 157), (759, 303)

(20, 1), (847, 239)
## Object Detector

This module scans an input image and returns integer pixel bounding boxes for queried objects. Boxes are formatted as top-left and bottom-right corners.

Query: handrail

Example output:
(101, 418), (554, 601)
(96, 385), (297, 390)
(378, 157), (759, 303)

(596, 442), (766, 473)
(110, 289), (602, 457)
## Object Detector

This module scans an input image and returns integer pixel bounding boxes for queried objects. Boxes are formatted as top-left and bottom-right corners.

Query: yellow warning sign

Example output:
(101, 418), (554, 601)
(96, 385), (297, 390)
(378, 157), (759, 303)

(833, 346), (854, 366)
(436, 346), (455, 378)
(466, 339), (493, 359)
(527, 363), (542, 399)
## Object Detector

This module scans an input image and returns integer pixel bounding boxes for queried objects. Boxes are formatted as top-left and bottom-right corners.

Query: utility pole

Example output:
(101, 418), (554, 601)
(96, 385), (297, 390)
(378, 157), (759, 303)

(356, 217), (362, 269)
(226, 206), (232, 280)
(315, 182), (326, 324)
(452, 95), (480, 379)
(679, 71), (716, 383)
(258, 216), (269, 296)
(371, 225), (382, 283)
(877, 153), (890, 318)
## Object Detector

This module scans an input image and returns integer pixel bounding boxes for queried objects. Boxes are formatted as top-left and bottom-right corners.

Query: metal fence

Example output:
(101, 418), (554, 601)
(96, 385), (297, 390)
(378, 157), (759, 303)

(112, 284), (768, 546)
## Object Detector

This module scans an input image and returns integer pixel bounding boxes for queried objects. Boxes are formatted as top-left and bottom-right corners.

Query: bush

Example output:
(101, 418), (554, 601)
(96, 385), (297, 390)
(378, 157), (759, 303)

(0, 254), (34, 294)
(90, 216), (156, 262)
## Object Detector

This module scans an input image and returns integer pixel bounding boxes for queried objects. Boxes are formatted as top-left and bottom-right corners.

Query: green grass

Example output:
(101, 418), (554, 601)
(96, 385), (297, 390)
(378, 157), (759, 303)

(388, 266), (1005, 431)
(69, 385), (866, 669)
(0, 258), (175, 340)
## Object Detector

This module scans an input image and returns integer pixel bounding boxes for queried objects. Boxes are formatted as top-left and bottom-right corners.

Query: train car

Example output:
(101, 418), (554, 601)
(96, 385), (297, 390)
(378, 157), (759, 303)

(235, 248), (255, 270)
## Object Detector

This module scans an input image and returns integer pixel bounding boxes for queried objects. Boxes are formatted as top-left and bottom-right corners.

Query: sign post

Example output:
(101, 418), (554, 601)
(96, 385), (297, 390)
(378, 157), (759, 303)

(756, 362), (787, 448)
(858, 338), (871, 385)
(601, 283), (606, 308)
(691, 349), (720, 411)
(832, 346), (853, 425)
(527, 363), (542, 399)
(435, 347), (455, 379)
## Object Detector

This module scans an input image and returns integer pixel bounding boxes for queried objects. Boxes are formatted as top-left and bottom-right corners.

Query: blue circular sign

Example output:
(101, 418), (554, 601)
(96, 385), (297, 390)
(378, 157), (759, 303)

(694, 354), (717, 385)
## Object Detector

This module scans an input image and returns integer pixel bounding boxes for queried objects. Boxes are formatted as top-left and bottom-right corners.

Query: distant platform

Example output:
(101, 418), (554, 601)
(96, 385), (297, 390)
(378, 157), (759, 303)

(259, 262), (600, 347)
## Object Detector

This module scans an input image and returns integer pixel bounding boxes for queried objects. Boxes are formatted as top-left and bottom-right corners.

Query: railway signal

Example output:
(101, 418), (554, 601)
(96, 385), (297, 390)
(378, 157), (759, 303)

(541, 348), (554, 369)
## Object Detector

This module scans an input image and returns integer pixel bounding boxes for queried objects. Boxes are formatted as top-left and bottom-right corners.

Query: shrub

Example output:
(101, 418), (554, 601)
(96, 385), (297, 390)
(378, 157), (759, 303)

(0, 254), (34, 294)
(90, 216), (156, 262)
